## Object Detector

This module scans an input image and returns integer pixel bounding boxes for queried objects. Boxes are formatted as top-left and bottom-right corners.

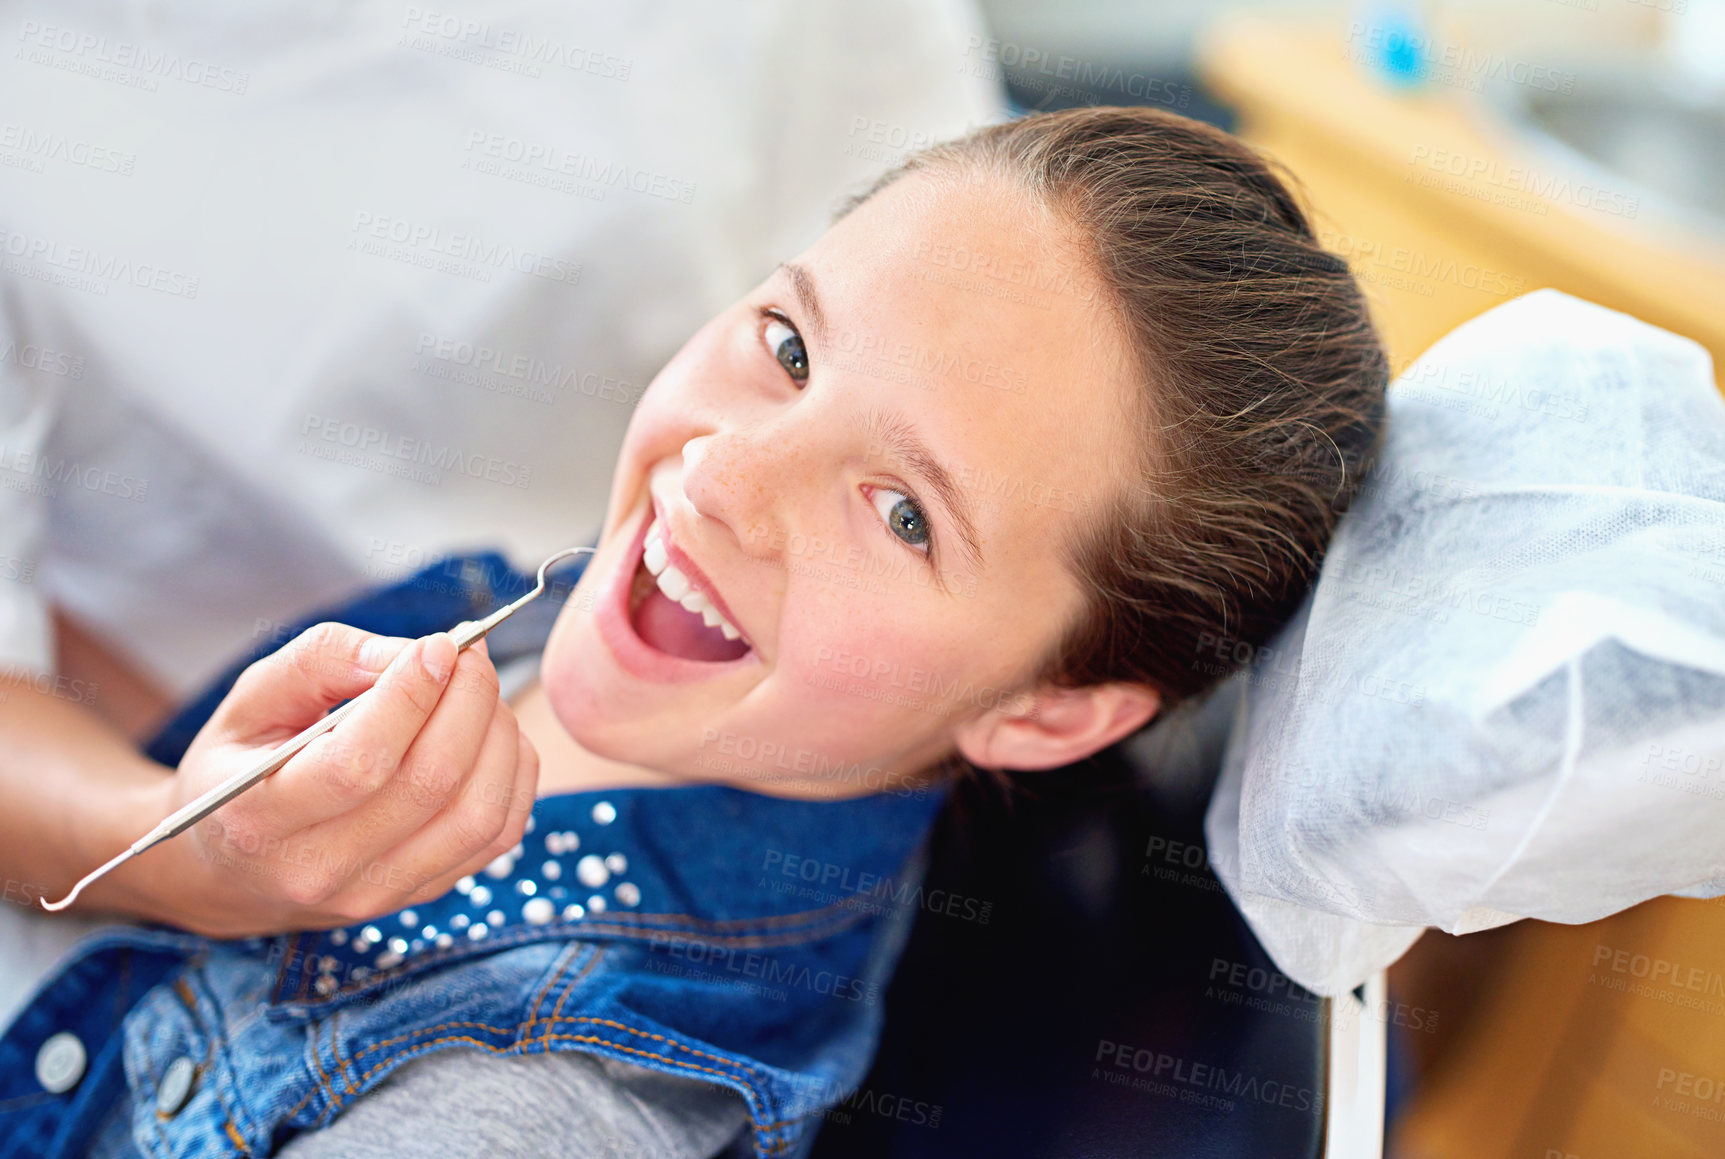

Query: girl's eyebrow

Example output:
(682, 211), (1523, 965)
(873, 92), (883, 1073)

(778, 261), (828, 344)
(865, 406), (984, 575)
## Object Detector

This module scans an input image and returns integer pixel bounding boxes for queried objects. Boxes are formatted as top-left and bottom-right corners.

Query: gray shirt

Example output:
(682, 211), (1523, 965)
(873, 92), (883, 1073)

(83, 1043), (750, 1157)
(271, 1047), (752, 1159)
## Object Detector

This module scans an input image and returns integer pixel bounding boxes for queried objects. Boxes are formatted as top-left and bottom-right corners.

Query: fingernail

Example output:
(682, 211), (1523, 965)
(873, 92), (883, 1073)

(357, 635), (410, 672)
(421, 633), (456, 683)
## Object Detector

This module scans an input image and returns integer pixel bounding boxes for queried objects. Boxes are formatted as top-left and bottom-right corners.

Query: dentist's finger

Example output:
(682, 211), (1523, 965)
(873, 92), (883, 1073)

(290, 639), (503, 867)
(245, 633), (461, 834)
(213, 623), (412, 739)
(347, 696), (534, 915)
(407, 711), (541, 905)
(356, 641), (508, 861)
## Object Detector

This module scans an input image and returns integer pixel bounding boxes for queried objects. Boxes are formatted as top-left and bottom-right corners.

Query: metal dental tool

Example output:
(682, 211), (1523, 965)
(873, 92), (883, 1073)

(41, 547), (594, 913)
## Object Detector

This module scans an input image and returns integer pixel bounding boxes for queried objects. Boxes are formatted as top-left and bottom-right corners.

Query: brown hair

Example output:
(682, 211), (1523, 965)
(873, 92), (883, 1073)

(845, 106), (1389, 723)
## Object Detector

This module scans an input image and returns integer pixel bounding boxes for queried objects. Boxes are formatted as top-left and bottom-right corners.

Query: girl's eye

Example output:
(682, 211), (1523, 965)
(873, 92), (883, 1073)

(869, 487), (931, 554)
(763, 316), (808, 384)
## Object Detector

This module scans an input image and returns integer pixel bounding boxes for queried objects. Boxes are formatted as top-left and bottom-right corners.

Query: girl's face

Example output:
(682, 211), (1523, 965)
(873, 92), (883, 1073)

(540, 171), (1144, 797)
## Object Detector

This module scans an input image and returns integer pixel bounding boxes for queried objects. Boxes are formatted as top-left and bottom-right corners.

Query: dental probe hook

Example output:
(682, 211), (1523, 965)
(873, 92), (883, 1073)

(40, 546), (595, 914)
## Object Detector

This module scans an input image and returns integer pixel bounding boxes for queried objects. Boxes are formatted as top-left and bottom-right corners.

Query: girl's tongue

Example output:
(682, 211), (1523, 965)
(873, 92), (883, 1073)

(631, 582), (752, 663)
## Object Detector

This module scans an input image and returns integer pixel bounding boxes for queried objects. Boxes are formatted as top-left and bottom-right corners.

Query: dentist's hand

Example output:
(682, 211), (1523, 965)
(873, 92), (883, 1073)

(120, 623), (538, 938)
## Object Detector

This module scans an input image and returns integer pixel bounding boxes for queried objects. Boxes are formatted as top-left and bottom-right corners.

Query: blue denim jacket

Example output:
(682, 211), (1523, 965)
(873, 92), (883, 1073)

(0, 551), (947, 1159)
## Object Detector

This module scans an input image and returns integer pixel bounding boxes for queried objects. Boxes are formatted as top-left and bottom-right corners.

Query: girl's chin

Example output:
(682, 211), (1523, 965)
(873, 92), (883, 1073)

(534, 614), (715, 762)
(536, 621), (623, 741)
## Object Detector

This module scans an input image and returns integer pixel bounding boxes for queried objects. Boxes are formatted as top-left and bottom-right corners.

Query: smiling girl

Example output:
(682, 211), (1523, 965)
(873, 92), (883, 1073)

(525, 110), (1387, 804)
(1, 107), (1386, 1159)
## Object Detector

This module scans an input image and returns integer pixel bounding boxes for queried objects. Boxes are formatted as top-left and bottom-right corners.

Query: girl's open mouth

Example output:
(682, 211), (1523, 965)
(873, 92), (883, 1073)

(627, 517), (752, 663)
(596, 504), (757, 681)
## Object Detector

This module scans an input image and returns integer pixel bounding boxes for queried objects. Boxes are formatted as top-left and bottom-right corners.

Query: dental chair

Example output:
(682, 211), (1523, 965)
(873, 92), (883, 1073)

(808, 673), (1387, 1159)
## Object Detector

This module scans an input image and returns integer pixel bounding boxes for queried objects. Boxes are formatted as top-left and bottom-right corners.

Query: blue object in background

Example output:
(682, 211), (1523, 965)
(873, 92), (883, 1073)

(1357, 1), (1429, 90)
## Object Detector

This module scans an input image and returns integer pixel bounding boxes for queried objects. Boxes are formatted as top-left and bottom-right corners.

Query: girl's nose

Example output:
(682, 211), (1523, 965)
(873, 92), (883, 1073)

(680, 423), (815, 560)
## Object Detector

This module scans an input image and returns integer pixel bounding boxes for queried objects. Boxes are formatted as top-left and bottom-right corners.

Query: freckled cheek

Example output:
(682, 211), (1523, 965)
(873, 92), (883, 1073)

(777, 602), (928, 693)
(753, 601), (959, 766)
(771, 642), (932, 761)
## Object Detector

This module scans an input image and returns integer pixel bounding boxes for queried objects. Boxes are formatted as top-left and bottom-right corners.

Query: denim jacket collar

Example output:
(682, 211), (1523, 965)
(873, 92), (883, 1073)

(269, 779), (945, 1014)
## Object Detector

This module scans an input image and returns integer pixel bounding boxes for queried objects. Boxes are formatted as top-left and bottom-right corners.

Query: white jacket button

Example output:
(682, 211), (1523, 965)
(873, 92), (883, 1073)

(34, 1031), (86, 1093)
(156, 1055), (198, 1116)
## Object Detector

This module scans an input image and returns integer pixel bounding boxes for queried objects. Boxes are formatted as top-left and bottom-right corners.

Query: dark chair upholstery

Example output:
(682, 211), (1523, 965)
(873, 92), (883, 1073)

(810, 677), (1326, 1158)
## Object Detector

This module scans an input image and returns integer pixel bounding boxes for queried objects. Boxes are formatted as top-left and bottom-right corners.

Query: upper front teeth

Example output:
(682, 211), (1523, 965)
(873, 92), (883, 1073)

(643, 520), (744, 642)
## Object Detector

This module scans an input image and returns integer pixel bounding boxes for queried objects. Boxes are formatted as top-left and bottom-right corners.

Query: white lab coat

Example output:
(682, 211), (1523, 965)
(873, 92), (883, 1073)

(0, 0), (1007, 698)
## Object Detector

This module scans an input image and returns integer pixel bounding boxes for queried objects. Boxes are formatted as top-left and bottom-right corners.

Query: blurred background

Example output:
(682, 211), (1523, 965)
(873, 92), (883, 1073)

(2, 1), (1723, 1155)
(982, 0), (1725, 390)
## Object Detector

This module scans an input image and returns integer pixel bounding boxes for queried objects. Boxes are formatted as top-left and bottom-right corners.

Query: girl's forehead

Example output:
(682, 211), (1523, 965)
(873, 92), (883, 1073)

(805, 173), (1116, 380)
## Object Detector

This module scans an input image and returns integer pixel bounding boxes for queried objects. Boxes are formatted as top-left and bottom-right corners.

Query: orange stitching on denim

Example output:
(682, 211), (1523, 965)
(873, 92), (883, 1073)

(267, 1023), (797, 1155)
(326, 944), (594, 1095)
(281, 1085), (318, 1124)
(348, 1011), (762, 1095)
(306, 1017), (342, 1112)
(223, 1119), (251, 1153)
(349, 1020), (519, 1063)
(542, 1014), (789, 1152)
(519, 943), (583, 1039)
(198, 1029), (260, 1146)
(162, 965), (269, 1142)
(137, 1021), (210, 1154)
(541, 1016), (760, 1076)
(544, 944), (605, 1032)
(329, 1011), (357, 1097)
(350, 1034), (528, 1084)
(537, 1033), (780, 1149)
(290, 967), (823, 1153)
(139, 1032), (170, 1139)
(350, 1033), (758, 1118)
(740, 1105), (834, 1132)
(340, 948), (604, 1072)
(528, 945), (577, 1019)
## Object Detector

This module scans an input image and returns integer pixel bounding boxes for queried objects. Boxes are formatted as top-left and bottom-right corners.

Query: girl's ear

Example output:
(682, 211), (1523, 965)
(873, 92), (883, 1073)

(951, 682), (1161, 772)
